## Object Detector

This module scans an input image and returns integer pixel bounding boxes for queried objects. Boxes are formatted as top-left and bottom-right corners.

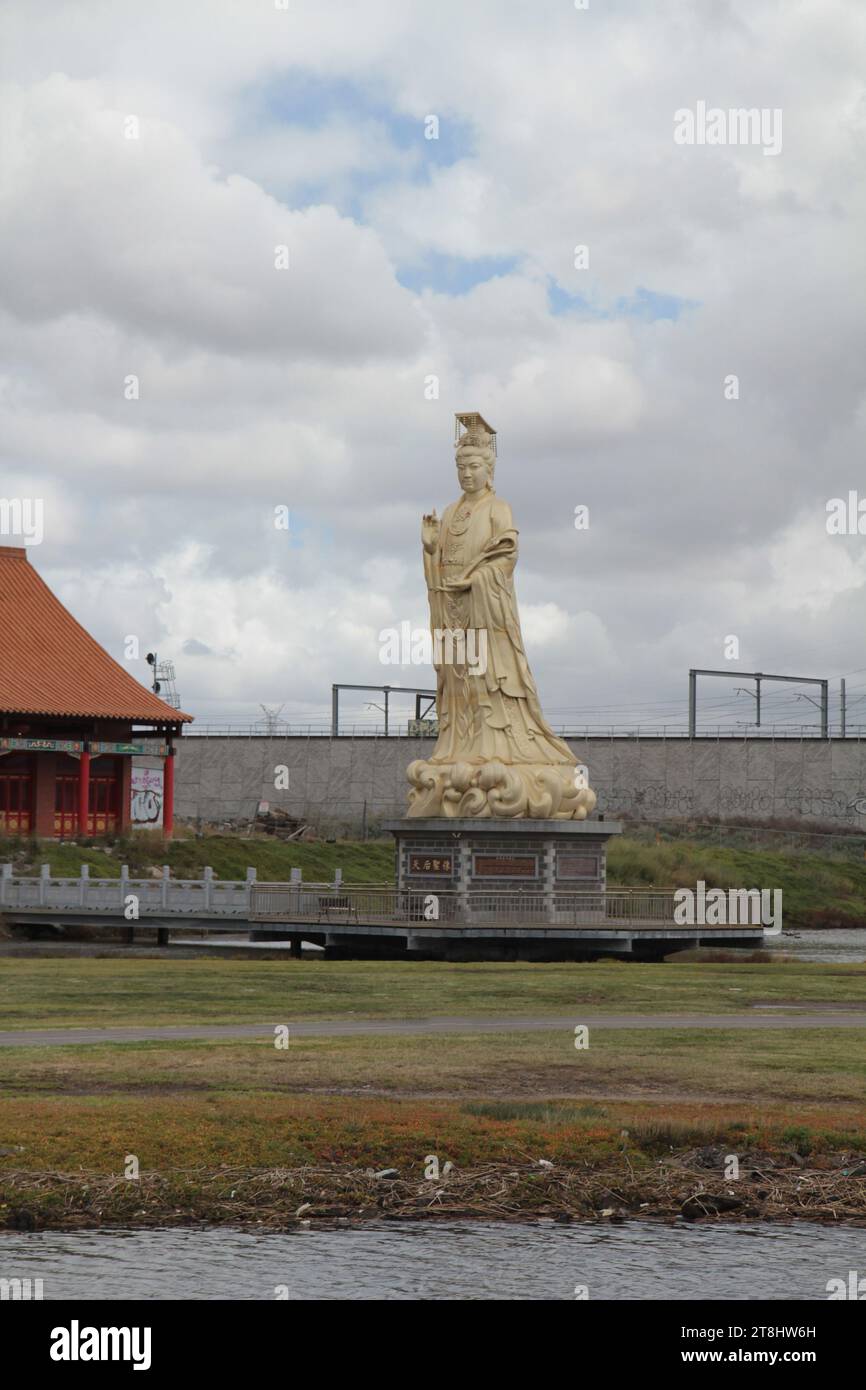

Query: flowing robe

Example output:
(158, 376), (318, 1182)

(424, 489), (575, 769)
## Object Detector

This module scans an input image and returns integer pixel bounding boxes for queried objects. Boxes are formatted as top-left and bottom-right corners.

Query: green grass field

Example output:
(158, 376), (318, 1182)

(1, 1027), (864, 1105)
(0, 1026), (863, 1187)
(1, 957), (866, 1028)
(0, 833), (396, 884)
(2, 954), (865, 1227)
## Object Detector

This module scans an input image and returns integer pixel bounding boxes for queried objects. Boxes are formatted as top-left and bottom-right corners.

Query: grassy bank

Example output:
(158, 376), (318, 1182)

(608, 840), (866, 929)
(1, 957), (866, 1028)
(1, 1087), (865, 1231)
(0, 833), (395, 885)
(2, 961), (865, 1230)
(1, 1027), (865, 1106)
(3, 831), (865, 928)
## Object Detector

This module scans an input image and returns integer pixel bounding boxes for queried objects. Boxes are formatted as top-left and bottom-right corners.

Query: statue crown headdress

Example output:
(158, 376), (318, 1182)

(454, 411), (497, 457)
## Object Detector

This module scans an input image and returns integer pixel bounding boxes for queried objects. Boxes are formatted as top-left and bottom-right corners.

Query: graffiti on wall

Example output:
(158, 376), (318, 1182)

(597, 784), (696, 816)
(167, 737), (866, 831)
(782, 787), (866, 823)
(131, 767), (163, 829)
(594, 782), (866, 824)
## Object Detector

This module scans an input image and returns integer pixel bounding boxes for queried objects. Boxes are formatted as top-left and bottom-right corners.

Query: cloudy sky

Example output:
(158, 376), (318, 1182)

(1, 0), (864, 733)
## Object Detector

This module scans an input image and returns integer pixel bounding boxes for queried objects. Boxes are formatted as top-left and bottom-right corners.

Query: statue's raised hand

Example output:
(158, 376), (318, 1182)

(422, 509), (440, 554)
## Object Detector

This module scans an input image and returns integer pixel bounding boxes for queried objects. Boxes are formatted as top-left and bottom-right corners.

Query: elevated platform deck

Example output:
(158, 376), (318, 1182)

(0, 870), (770, 959)
(248, 883), (767, 959)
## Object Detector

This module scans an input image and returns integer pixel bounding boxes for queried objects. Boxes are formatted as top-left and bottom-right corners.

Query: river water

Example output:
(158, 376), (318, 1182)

(771, 929), (866, 963)
(2, 1220), (864, 1300)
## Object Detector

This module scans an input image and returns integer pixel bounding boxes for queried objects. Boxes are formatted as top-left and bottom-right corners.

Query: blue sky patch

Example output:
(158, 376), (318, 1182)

(397, 252), (521, 295)
(225, 72), (478, 222)
(549, 279), (698, 322)
(238, 70), (474, 163)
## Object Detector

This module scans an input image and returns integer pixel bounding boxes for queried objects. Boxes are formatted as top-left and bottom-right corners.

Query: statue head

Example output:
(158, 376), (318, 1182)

(455, 424), (495, 495)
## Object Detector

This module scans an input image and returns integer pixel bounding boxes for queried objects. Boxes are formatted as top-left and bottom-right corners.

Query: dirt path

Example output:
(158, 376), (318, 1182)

(2, 1008), (866, 1048)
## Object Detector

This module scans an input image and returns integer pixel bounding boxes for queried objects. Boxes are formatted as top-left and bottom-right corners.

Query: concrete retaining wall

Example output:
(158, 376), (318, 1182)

(159, 736), (866, 833)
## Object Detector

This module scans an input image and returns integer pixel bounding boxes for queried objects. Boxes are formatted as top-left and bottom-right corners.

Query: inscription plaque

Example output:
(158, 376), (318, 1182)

(557, 853), (600, 879)
(473, 854), (537, 878)
(408, 854), (453, 874)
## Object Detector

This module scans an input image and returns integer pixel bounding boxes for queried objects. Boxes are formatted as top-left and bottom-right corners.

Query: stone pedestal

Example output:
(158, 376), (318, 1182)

(383, 816), (622, 925)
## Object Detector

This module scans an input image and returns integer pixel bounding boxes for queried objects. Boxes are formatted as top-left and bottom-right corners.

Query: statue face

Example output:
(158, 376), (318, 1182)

(456, 448), (491, 494)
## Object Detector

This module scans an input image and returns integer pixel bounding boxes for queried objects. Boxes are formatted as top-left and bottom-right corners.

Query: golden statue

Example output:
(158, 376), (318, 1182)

(407, 414), (597, 819)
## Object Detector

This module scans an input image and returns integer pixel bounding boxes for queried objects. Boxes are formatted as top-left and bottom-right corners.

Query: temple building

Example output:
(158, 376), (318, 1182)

(0, 545), (192, 837)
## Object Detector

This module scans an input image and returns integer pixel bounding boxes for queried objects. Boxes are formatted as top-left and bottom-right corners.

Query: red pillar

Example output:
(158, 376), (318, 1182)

(163, 746), (175, 839)
(78, 748), (91, 836)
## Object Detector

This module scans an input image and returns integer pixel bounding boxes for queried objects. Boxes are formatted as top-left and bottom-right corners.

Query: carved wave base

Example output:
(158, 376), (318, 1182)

(406, 758), (598, 820)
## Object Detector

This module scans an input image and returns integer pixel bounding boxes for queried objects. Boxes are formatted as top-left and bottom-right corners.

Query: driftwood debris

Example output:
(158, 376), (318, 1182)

(3, 1154), (866, 1232)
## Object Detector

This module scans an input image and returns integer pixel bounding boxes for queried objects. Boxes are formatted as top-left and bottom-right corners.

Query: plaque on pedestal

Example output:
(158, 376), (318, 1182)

(384, 817), (622, 902)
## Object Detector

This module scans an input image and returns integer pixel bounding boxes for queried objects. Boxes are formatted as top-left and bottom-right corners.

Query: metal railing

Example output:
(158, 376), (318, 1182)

(177, 722), (865, 740)
(0, 867), (771, 933)
(249, 883), (686, 929)
(0, 865), (253, 916)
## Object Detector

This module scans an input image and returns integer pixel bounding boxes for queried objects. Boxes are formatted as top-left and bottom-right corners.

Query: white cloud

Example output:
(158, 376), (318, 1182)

(1, 0), (864, 729)
(0, 76), (419, 361)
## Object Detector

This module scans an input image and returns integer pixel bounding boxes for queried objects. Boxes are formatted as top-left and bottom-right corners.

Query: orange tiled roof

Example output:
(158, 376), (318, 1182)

(0, 547), (192, 724)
